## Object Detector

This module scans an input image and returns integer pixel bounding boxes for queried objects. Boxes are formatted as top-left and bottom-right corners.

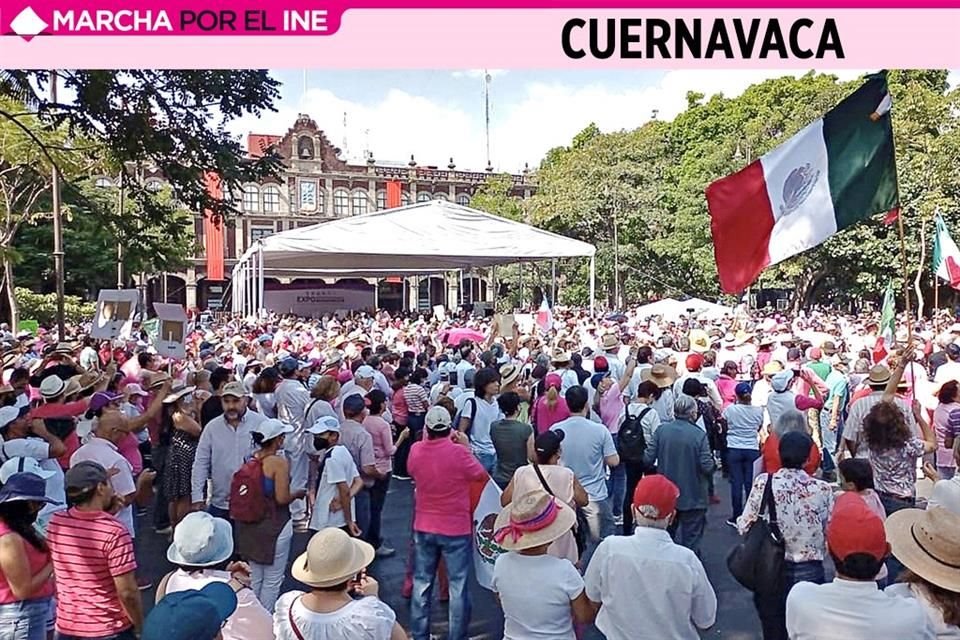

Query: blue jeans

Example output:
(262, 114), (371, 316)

(0, 598), (50, 640)
(819, 409), (839, 474)
(411, 531), (472, 640)
(473, 450), (496, 475)
(355, 487), (371, 540)
(668, 509), (707, 556)
(57, 630), (136, 640)
(754, 560), (824, 640)
(581, 498), (614, 568)
(728, 448), (759, 519)
(606, 437), (626, 518)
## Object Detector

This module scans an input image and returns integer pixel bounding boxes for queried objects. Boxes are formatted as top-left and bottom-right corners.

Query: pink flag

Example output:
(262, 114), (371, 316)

(536, 299), (553, 333)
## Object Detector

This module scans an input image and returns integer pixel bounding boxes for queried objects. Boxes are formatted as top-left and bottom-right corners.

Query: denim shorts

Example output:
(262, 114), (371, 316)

(0, 597), (52, 640)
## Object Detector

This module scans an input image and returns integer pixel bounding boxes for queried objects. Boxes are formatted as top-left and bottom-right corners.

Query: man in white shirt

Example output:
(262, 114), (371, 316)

(71, 415), (138, 538)
(786, 493), (935, 639)
(935, 343), (960, 384)
(306, 416), (363, 535)
(673, 353), (722, 413)
(274, 359), (312, 528)
(585, 474), (716, 640)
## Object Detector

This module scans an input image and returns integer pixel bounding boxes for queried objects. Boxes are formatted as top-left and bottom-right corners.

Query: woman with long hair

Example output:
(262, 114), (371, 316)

(236, 419), (305, 613)
(0, 473), (56, 640)
(251, 368), (281, 418)
(533, 373), (570, 435)
(161, 384), (202, 528)
(863, 399), (936, 515)
(391, 368), (412, 480)
(934, 381), (960, 480)
(305, 376), (340, 427)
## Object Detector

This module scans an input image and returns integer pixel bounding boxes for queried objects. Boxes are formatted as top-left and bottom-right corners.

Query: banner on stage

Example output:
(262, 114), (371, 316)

(152, 303), (188, 360)
(263, 284), (375, 317)
(91, 290), (138, 340)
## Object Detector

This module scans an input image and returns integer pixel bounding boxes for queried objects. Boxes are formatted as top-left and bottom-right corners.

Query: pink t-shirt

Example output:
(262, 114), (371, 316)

(408, 437), (487, 536)
(0, 522), (53, 604)
(533, 396), (571, 434)
(363, 414), (396, 475)
(599, 381), (625, 434)
(117, 433), (143, 476)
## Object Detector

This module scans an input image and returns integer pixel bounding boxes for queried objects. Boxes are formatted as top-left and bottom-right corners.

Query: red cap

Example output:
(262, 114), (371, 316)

(827, 493), (889, 562)
(593, 356), (609, 372)
(810, 347), (823, 360)
(632, 475), (679, 520)
(685, 353), (704, 372)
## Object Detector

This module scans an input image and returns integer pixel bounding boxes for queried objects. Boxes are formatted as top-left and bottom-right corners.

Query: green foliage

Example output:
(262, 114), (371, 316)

(470, 174), (525, 222)
(14, 288), (94, 325)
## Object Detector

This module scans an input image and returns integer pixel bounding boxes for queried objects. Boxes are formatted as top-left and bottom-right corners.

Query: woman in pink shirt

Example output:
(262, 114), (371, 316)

(716, 361), (740, 409)
(533, 374), (570, 435)
(362, 390), (409, 554)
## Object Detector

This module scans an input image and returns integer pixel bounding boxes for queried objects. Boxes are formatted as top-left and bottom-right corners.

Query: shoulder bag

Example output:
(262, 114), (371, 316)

(532, 463), (589, 558)
(726, 474), (785, 594)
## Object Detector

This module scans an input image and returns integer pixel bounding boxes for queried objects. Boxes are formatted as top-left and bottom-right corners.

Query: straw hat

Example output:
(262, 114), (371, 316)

(600, 334), (620, 351)
(551, 349), (571, 365)
(292, 528), (374, 588)
(762, 360), (785, 376)
(163, 384), (196, 404)
(145, 372), (171, 390)
(867, 365), (892, 386)
(492, 490), (576, 551)
(641, 364), (677, 389)
(886, 507), (960, 593)
(499, 363), (521, 387)
(688, 330), (710, 353)
(74, 372), (102, 394)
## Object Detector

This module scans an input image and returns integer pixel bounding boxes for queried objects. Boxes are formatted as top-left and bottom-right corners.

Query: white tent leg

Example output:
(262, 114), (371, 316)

(257, 241), (265, 317)
(589, 256), (596, 317)
(492, 265), (497, 311)
(551, 259), (556, 305)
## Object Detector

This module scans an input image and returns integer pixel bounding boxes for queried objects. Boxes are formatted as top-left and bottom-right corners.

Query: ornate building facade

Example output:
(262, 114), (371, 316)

(135, 114), (535, 312)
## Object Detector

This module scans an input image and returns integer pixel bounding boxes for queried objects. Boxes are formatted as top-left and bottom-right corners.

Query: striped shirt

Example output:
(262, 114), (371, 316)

(47, 508), (137, 637)
(403, 383), (430, 415)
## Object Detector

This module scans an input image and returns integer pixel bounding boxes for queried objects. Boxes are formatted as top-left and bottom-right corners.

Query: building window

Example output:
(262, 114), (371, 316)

(145, 180), (163, 193)
(243, 186), (260, 212)
(250, 225), (274, 243)
(457, 193), (470, 206)
(376, 190), (387, 210)
(433, 193), (449, 201)
(95, 177), (113, 188)
(417, 191), (431, 202)
(402, 192), (411, 206)
(263, 185), (281, 213)
(352, 191), (368, 215)
(333, 189), (349, 216)
(317, 189), (326, 215)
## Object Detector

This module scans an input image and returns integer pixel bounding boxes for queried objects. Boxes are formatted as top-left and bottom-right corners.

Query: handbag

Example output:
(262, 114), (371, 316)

(532, 463), (589, 558)
(726, 474), (785, 593)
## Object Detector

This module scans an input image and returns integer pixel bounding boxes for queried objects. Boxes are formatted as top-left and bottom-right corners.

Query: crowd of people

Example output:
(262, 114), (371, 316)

(0, 302), (960, 639)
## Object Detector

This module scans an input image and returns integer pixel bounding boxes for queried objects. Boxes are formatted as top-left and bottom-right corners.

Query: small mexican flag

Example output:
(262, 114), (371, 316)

(536, 298), (553, 333)
(707, 72), (900, 293)
(874, 280), (896, 364)
(933, 214), (960, 290)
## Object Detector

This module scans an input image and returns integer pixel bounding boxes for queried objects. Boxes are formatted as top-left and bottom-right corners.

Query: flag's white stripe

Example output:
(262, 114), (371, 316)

(760, 118), (838, 266)
(936, 219), (960, 281)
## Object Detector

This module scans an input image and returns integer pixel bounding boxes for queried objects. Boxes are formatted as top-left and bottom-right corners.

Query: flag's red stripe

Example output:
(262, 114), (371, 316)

(203, 172), (225, 281)
(706, 160), (776, 294)
(882, 207), (900, 225)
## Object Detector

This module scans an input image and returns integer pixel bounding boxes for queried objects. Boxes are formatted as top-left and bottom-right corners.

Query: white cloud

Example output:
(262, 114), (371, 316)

(228, 69), (958, 175)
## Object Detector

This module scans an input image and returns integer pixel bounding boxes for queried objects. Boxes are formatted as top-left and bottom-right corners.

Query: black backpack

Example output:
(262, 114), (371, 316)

(617, 406), (651, 464)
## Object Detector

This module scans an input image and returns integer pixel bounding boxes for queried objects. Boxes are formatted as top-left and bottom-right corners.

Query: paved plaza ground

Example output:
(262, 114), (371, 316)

(137, 472), (768, 639)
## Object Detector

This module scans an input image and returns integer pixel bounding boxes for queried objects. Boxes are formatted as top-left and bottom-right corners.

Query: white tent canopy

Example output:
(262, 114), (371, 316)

(232, 201), (597, 314)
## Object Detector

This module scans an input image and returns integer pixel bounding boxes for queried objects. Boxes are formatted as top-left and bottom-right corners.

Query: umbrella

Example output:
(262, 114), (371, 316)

(444, 328), (487, 346)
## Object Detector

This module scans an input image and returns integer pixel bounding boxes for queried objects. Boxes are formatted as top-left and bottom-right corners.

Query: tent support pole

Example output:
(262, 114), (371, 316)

(257, 241), (265, 317)
(492, 265), (497, 312)
(589, 256), (596, 317)
(402, 277), (406, 312)
(551, 259), (556, 305)
(520, 263), (524, 311)
(459, 270), (464, 307)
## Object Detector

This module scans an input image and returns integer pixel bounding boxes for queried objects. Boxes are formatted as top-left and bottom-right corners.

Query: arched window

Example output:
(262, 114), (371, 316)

(433, 193), (449, 201)
(351, 191), (368, 215)
(95, 177), (114, 188)
(262, 185), (282, 213)
(333, 189), (349, 216)
(243, 185), (260, 212)
(376, 190), (387, 210)
(401, 192), (411, 206)
(456, 193), (471, 206)
(317, 188), (326, 215)
(417, 191), (431, 202)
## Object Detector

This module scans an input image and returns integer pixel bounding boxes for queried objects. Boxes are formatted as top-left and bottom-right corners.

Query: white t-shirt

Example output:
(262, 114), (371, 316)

(492, 552), (583, 640)
(559, 369), (579, 395)
(70, 437), (137, 538)
(308, 445), (358, 531)
(80, 346), (100, 371)
(0, 437), (65, 524)
(463, 396), (502, 457)
(274, 592), (396, 640)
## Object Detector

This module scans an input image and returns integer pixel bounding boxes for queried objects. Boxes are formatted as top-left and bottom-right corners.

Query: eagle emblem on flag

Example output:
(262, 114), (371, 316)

(780, 163), (820, 216)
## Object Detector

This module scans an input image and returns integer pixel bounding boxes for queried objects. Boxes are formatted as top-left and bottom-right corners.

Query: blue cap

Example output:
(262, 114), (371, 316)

(257, 334), (273, 344)
(278, 356), (299, 375)
(735, 381), (753, 397)
(143, 582), (237, 640)
(0, 472), (58, 505)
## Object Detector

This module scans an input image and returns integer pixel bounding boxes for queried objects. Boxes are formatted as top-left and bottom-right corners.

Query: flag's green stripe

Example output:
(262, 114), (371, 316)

(822, 73), (899, 231)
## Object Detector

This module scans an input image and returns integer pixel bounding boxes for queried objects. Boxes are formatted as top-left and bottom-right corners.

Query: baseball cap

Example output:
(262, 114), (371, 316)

(685, 353), (704, 371)
(593, 356), (609, 372)
(425, 405), (452, 431)
(342, 394), (366, 416)
(535, 429), (564, 459)
(735, 381), (752, 397)
(355, 365), (376, 379)
(252, 418), (294, 441)
(220, 381), (247, 398)
(0, 405), (26, 431)
(947, 343), (960, 359)
(632, 475), (680, 520)
(143, 582), (238, 640)
(89, 391), (123, 413)
(124, 383), (149, 397)
(306, 415), (341, 435)
(278, 357), (299, 375)
(827, 492), (889, 562)
(0, 457), (56, 484)
(65, 461), (110, 493)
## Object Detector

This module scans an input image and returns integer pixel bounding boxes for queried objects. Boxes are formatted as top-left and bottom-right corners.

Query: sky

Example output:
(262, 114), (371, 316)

(226, 69), (960, 174)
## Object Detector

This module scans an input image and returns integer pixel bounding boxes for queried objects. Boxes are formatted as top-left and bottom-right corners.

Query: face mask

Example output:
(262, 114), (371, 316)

(313, 435), (331, 451)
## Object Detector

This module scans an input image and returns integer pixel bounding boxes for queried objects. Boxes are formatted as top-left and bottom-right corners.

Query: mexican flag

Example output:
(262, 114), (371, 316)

(536, 298), (553, 333)
(933, 214), (960, 289)
(873, 280), (896, 363)
(707, 72), (900, 293)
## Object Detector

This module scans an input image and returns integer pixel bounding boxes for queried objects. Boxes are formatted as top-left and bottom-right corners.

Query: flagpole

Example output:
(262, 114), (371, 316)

(896, 213), (913, 345)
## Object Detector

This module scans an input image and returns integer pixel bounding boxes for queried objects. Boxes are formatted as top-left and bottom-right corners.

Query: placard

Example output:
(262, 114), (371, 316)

(433, 305), (446, 322)
(91, 290), (138, 340)
(496, 313), (516, 339)
(152, 303), (188, 360)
